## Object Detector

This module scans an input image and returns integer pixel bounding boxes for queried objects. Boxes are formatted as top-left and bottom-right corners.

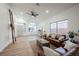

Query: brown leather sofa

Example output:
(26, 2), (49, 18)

(42, 34), (65, 47)
(45, 37), (65, 48)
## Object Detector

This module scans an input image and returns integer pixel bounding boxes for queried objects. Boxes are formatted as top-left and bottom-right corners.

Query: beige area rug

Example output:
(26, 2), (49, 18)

(29, 40), (38, 56)
(21, 35), (40, 56)
(0, 37), (34, 56)
(21, 35), (41, 56)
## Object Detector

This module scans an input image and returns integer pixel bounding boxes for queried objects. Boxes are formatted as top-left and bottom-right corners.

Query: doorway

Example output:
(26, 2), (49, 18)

(9, 9), (16, 44)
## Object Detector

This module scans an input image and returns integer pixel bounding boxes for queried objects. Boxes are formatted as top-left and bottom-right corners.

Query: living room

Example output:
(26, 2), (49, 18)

(0, 3), (79, 56)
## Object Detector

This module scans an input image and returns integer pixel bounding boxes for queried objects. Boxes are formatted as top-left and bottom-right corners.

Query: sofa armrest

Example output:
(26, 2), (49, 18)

(43, 46), (60, 56)
(64, 45), (79, 56)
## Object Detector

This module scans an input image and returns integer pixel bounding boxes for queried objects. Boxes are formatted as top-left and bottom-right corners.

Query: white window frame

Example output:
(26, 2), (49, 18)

(50, 20), (68, 34)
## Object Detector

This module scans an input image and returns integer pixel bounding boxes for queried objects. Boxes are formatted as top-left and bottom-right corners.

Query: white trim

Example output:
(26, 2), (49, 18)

(0, 39), (12, 53)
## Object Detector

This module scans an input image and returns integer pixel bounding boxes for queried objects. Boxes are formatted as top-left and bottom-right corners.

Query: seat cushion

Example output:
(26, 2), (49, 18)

(51, 33), (56, 39)
(43, 46), (60, 56)
(64, 41), (77, 51)
(55, 47), (66, 55)
(39, 39), (49, 44)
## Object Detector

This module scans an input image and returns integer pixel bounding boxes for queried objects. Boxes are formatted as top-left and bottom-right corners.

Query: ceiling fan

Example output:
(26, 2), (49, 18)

(26, 10), (39, 17)
(26, 3), (40, 17)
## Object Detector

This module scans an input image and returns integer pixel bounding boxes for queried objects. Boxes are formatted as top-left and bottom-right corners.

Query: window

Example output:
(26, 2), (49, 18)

(58, 20), (68, 34)
(50, 20), (68, 34)
(50, 23), (57, 33)
(28, 23), (37, 32)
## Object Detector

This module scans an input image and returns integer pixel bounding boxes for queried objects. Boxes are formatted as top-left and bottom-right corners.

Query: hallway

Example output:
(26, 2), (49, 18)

(0, 35), (38, 56)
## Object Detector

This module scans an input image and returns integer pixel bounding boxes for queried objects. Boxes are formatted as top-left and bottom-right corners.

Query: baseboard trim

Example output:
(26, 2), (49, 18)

(0, 40), (12, 53)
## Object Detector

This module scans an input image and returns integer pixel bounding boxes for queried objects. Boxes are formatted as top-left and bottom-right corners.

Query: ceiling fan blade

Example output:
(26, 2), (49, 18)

(36, 14), (39, 16)
(26, 12), (31, 15)
(26, 10), (39, 17)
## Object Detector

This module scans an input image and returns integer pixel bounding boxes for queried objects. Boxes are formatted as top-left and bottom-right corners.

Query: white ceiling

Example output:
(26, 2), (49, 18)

(9, 3), (79, 22)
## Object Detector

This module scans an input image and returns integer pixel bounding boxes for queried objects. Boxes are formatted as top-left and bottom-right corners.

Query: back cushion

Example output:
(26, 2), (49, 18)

(51, 33), (56, 39)
(73, 36), (79, 43)
(59, 36), (64, 41)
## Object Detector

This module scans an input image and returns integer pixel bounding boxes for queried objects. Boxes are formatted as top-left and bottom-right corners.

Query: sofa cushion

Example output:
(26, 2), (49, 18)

(64, 41), (77, 51)
(59, 36), (64, 41)
(73, 36), (79, 43)
(43, 46), (60, 56)
(51, 33), (56, 39)
(55, 47), (66, 55)
(64, 45), (79, 56)
(39, 39), (49, 44)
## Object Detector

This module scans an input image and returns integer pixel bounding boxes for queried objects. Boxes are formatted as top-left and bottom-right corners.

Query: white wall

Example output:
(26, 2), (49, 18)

(42, 5), (79, 34)
(0, 4), (12, 52)
(12, 4), (79, 36)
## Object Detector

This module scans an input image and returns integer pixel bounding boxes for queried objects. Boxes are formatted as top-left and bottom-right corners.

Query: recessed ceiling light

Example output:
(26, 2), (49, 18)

(46, 10), (49, 13)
